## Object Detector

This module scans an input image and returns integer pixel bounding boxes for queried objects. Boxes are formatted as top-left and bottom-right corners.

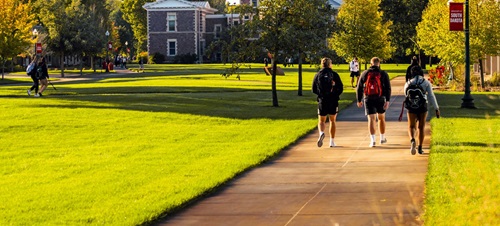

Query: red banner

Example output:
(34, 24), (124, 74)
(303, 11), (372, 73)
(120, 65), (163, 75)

(449, 2), (464, 31)
(36, 43), (42, 53)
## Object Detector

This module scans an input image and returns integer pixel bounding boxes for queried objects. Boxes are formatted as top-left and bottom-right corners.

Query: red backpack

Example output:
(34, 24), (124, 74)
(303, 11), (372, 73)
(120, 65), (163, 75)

(364, 71), (383, 98)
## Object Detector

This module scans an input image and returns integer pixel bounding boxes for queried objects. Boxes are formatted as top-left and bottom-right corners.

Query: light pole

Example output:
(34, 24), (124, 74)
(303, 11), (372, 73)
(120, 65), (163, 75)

(105, 30), (110, 73)
(461, 0), (475, 108)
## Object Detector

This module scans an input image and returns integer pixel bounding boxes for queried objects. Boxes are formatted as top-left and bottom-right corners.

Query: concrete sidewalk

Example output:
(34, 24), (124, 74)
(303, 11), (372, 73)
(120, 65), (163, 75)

(157, 76), (429, 226)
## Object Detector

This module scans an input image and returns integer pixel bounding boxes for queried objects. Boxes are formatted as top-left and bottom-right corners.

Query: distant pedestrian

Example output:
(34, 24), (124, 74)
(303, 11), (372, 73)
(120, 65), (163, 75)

(406, 56), (419, 82)
(356, 57), (392, 147)
(139, 59), (144, 73)
(312, 57), (344, 147)
(27, 56), (40, 97)
(349, 57), (360, 88)
(288, 57), (293, 67)
(264, 57), (269, 67)
(36, 57), (49, 97)
(404, 65), (440, 155)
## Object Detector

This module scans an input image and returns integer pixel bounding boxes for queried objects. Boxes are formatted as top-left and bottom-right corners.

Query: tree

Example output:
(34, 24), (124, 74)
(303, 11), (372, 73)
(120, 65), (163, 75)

(0, 0), (35, 79)
(286, 0), (336, 96)
(257, 0), (296, 107)
(121, 0), (154, 56)
(329, 0), (394, 68)
(379, 0), (429, 63)
(417, 0), (500, 87)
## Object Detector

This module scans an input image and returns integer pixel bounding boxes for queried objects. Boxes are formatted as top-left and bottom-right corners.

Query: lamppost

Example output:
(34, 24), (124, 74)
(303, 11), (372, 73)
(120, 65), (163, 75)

(461, 0), (475, 108)
(105, 30), (110, 73)
(32, 28), (38, 55)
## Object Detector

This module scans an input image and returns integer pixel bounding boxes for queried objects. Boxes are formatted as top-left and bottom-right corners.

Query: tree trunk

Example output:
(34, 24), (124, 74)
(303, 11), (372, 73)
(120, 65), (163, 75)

(60, 54), (65, 78)
(429, 56), (432, 67)
(297, 50), (303, 96)
(271, 56), (279, 107)
(92, 56), (96, 73)
(80, 54), (84, 76)
(1, 59), (5, 80)
(479, 59), (485, 89)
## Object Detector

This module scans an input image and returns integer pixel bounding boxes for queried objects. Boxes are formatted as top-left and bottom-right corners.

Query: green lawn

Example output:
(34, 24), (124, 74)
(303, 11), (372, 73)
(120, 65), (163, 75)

(0, 63), (410, 225)
(424, 92), (500, 225)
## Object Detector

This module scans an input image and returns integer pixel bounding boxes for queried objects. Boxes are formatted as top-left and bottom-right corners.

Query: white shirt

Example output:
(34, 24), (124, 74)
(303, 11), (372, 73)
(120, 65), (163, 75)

(350, 60), (359, 72)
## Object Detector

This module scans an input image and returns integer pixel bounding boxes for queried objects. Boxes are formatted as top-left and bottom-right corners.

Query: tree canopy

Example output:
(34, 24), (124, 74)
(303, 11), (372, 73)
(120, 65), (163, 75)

(329, 0), (394, 66)
(0, 0), (35, 78)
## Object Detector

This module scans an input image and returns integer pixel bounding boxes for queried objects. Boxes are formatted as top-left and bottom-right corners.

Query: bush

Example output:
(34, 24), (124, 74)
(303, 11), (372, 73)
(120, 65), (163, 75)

(150, 52), (165, 64)
(488, 72), (500, 86)
(137, 52), (148, 64)
(173, 53), (198, 64)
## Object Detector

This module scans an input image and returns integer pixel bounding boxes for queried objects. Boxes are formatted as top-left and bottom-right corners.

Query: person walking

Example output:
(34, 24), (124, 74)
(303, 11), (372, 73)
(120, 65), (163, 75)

(405, 56), (419, 82)
(349, 57), (360, 88)
(27, 56), (40, 96)
(404, 65), (440, 155)
(312, 57), (344, 147)
(356, 57), (392, 147)
(35, 57), (49, 97)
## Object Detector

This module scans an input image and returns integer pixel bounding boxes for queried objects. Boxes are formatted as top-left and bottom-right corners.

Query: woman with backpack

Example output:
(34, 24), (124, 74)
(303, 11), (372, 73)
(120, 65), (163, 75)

(404, 65), (440, 155)
(312, 57), (343, 147)
(35, 57), (49, 97)
(27, 55), (41, 96)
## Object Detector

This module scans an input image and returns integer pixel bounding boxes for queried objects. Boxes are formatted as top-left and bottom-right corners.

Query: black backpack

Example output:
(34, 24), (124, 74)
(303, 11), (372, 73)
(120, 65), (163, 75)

(404, 78), (426, 110)
(317, 70), (335, 97)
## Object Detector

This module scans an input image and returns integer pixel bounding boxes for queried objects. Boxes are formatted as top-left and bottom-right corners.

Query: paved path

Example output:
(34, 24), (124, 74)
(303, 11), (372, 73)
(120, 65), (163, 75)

(156, 76), (429, 226)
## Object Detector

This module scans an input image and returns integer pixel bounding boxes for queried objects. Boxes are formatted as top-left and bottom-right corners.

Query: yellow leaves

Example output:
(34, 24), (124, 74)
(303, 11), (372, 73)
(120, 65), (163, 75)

(0, 0), (36, 58)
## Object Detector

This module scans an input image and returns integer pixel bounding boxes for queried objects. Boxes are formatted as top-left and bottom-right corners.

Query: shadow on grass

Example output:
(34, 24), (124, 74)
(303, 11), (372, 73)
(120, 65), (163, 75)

(19, 84), (355, 120)
(435, 92), (500, 118)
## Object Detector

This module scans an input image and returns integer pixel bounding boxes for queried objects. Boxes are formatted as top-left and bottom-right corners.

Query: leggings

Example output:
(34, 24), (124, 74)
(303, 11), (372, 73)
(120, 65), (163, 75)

(30, 75), (39, 93)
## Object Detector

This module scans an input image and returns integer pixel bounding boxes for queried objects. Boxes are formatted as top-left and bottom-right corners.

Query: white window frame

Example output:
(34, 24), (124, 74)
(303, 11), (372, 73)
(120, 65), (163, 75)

(167, 13), (177, 32)
(214, 24), (222, 39)
(167, 39), (177, 56)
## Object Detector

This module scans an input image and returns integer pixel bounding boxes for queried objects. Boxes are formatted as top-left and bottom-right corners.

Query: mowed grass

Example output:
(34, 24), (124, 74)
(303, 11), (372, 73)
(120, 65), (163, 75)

(0, 63), (410, 225)
(424, 92), (500, 225)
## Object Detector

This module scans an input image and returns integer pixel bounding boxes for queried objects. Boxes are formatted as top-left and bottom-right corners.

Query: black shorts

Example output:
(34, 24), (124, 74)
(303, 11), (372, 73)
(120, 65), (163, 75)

(317, 98), (339, 116)
(407, 105), (428, 114)
(364, 97), (386, 115)
(350, 71), (360, 77)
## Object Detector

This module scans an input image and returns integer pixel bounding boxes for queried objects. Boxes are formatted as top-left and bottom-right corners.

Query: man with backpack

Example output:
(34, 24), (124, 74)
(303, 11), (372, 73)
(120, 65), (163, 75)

(404, 65), (440, 155)
(349, 57), (360, 88)
(312, 57), (344, 147)
(356, 57), (392, 147)
(26, 55), (40, 97)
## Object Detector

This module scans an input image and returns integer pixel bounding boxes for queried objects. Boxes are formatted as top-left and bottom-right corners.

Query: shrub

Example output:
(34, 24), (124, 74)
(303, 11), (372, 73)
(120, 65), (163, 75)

(488, 72), (500, 86)
(151, 52), (165, 64)
(137, 52), (148, 64)
(428, 65), (447, 86)
(173, 53), (198, 64)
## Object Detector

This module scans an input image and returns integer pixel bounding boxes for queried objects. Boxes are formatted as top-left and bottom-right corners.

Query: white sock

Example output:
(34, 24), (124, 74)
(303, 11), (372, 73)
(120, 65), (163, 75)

(330, 138), (335, 147)
(380, 134), (385, 141)
(370, 134), (376, 142)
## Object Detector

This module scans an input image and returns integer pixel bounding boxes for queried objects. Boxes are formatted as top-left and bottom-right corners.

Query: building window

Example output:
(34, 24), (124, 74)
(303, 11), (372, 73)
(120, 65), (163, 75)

(252, 0), (258, 6)
(214, 24), (222, 39)
(167, 13), (177, 32)
(167, 39), (177, 56)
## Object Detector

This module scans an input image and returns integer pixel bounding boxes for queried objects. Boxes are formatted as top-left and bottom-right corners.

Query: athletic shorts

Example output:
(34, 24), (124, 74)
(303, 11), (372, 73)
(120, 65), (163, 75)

(364, 97), (386, 115)
(350, 71), (360, 77)
(317, 98), (339, 116)
(407, 105), (428, 114)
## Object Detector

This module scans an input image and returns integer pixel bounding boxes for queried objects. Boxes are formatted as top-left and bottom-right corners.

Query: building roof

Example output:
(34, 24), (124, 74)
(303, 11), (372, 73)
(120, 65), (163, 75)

(143, 0), (217, 13)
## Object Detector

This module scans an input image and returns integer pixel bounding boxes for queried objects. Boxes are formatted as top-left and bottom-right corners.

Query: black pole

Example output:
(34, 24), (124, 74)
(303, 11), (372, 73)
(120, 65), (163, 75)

(461, 0), (475, 108)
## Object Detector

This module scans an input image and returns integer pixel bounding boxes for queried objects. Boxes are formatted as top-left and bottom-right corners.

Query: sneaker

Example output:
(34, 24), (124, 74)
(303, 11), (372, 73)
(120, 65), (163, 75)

(410, 139), (417, 155)
(369, 141), (376, 148)
(317, 133), (325, 147)
(38, 93), (43, 97)
(27, 90), (31, 96)
(418, 146), (424, 155)
(380, 138), (387, 144)
(329, 141), (336, 147)
(34, 93), (40, 97)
